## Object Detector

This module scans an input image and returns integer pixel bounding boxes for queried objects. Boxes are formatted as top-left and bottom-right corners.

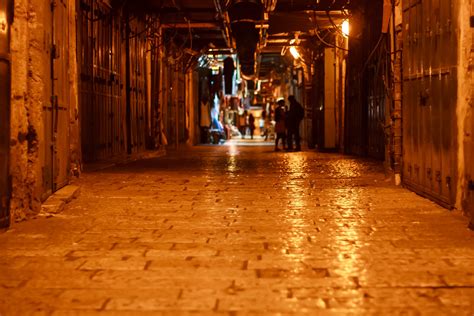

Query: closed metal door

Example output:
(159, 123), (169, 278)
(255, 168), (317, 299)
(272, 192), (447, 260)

(78, 1), (126, 162)
(313, 57), (325, 149)
(402, 0), (458, 208)
(178, 72), (186, 143)
(126, 19), (147, 154)
(44, 0), (71, 194)
(0, 0), (12, 228)
(367, 38), (389, 160)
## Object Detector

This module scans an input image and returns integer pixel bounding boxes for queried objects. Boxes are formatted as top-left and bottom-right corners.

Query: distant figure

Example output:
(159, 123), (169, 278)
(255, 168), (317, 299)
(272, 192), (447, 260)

(248, 113), (256, 140)
(286, 95), (304, 151)
(274, 100), (286, 151)
(239, 111), (248, 139)
(260, 110), (266, 137)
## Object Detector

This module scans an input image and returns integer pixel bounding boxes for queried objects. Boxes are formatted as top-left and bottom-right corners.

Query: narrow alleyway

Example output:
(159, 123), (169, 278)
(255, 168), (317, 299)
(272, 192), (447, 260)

(1, 144), (473, 315)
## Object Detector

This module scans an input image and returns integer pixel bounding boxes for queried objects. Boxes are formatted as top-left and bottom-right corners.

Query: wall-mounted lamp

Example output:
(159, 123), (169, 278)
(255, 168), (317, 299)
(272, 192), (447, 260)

(0, 11), (7, 33)
(289, 46), (301, 59)
(341, 20), (349, 37)
(288, 34), (301, 60)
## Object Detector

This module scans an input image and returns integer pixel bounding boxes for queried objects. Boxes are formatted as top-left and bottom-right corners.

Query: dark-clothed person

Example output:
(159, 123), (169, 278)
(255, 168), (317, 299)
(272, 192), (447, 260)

(286, 95), (304, 151)
(248, 113), (256, 139)
(274, 100), (286, 151)
(238, 111), (248, 139)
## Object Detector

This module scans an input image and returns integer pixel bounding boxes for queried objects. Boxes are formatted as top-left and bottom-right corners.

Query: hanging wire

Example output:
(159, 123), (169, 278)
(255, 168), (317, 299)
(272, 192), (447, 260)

(360, 33), (386, 73)
(312, 11), (349, 51)
(325, 10), (354, 40)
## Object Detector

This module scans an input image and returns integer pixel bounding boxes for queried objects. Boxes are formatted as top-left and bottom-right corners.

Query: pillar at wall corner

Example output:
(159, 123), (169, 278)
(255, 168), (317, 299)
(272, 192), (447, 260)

(9, 0), (52, 220)
(456, 0), (473, 212)
(68, 0), (81, 176)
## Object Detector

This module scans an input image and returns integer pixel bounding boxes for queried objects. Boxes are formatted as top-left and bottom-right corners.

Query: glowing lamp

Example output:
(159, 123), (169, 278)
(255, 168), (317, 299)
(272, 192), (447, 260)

(342, 20), (349, 37)
(289, 46), (301, 59)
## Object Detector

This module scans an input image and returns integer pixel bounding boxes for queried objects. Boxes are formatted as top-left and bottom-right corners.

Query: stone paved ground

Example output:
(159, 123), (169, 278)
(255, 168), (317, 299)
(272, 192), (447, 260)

(0, 143), (473, 315)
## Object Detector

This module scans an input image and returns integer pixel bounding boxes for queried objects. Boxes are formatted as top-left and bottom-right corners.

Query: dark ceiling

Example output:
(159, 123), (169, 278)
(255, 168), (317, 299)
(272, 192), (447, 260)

(128, 0), (352, 78)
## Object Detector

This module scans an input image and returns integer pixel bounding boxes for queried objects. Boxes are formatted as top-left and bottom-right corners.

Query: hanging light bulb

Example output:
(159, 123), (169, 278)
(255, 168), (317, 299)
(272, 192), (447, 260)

(289, 46), (301, 59)
(342, 20), (349, 37)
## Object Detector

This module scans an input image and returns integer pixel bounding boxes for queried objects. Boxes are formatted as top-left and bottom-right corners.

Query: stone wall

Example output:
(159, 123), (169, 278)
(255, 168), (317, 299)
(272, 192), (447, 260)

(9, 0), (79, 222)
(458, 0), (474, 218)
(10, 0), (48, 220)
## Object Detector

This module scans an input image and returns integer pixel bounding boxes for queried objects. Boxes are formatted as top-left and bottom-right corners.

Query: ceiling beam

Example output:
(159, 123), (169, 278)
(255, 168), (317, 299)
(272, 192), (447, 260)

(157, 7), (218, 14)
(275, 0), (353, 12)
(161, 22), (221, 29)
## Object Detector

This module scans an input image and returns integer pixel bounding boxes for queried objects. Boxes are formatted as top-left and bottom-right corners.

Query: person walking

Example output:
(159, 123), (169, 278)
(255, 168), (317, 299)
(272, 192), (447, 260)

(286, 95), (304, 151)
(248, 113), (256, 139)
(274, 100), (287, 151)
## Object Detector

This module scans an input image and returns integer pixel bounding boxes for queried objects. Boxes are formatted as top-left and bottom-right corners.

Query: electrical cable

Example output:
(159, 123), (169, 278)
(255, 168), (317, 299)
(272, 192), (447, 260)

(325, 10), (354, 40)
(312, 11), (349, 51)
(360, 33), (386, 74)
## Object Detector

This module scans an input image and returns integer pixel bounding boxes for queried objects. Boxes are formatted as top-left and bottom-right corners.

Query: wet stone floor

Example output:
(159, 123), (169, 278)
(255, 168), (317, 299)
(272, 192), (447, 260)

(1, 144), (474, 315)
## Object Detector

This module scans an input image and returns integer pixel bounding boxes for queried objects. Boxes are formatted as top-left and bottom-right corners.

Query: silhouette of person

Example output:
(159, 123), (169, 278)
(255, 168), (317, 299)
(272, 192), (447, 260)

(248, 113), (256, 139)
(274, 100), (287, 151)
(286, 95), (304, 151)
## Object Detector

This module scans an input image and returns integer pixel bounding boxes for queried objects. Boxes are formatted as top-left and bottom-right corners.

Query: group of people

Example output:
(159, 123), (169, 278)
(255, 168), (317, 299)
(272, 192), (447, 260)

(274, 95), (305, 152)
(236, 95), (304, 149)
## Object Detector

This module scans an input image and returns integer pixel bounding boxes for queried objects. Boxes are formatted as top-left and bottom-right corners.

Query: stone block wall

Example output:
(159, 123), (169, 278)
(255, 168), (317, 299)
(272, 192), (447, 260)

(9, 0), (79, 222)
(458, 0), (474, 220)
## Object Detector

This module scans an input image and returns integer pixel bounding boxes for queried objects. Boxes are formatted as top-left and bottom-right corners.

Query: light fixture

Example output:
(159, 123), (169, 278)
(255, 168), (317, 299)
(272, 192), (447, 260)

(289, 46), (301, 59)
(0, 11), (7, 33)
(342, 20), (349, 37)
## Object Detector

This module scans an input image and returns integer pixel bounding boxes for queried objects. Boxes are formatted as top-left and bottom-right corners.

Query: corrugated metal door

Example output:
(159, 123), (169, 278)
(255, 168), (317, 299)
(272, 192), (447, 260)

(178, 71), (186, 143)
(344, 1), (384, 158)
(0, 0), (12, 228)
(367, 38), (389, 160)
(313, 57), (325, 149)
(304, 82), (313, 149)
(166, 62), (175, 146)
(402, 0), (458, 208)
(78, 1), (126, 162)
(126, 19), (147, 154)
(150, 44), (161, 148)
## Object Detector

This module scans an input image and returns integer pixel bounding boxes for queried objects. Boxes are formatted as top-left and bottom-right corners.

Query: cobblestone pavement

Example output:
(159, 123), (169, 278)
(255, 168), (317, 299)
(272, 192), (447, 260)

(1, 144), (474, 315)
